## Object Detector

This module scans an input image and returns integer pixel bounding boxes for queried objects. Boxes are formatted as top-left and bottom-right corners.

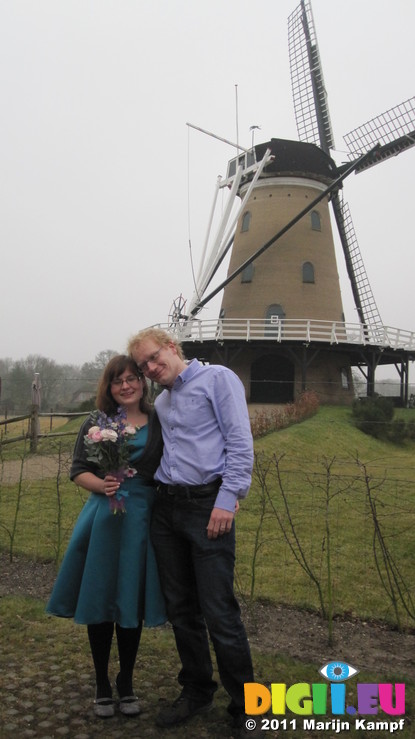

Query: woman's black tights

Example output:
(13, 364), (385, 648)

(87, 621), (143, 699)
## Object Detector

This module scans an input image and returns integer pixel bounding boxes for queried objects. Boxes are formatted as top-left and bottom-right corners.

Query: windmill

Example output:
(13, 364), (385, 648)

(167, 0), (415, 405)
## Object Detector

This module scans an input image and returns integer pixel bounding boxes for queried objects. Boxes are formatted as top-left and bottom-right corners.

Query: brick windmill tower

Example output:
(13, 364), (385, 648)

(168, 0), (415, 405)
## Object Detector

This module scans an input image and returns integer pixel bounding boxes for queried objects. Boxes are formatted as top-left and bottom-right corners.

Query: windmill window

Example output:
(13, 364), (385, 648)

(241, 263), (254, 283)
(247, 150), (256, 167)
(241, 211), (251, 232)
(302, 262), (315, 283)
(228, 160), (237, 178)
(311, 210), (321, 231)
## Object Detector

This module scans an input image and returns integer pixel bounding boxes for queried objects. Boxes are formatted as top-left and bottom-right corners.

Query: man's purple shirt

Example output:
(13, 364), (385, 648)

(154, 359), (254, 511)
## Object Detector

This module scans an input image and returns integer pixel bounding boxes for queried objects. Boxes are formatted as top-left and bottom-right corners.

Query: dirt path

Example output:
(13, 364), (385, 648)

(1, 553), (414, 681)
(1, 454), (66, 484)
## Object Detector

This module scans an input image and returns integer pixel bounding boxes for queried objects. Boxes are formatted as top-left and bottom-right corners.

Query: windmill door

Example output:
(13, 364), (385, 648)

(250, 353), (294, 403)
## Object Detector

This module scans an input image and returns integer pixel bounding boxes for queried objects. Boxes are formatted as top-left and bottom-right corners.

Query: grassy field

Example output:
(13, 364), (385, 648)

(0, 413), (68, 436)
(1, 406), (415, 628)
(237, 406), (415, 629)
(0, 413), (82, 461)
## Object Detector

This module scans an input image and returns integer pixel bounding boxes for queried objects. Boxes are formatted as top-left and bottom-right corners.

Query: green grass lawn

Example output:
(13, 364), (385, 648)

(1, 406), (415, 628)
(237, 407), (415, 628)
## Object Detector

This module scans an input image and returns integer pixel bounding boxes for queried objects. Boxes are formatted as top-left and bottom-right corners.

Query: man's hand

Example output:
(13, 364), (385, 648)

(206, 507), (235, 539)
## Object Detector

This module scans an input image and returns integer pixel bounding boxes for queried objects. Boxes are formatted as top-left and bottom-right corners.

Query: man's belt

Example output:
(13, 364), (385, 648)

(157, 479), (222, 498)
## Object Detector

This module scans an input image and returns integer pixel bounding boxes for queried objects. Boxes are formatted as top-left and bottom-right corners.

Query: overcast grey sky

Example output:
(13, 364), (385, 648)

(1, 0), (414, 371)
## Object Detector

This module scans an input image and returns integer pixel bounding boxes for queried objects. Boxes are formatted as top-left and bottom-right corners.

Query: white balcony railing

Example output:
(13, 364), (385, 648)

(152, 318), (415, 351)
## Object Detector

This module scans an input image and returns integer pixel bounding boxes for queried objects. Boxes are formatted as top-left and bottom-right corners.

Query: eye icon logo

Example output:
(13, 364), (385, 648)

(319, 661), (359, 682)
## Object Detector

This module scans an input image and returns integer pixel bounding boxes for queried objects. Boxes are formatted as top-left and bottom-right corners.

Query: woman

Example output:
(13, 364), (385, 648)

(46, 355), (166, 718)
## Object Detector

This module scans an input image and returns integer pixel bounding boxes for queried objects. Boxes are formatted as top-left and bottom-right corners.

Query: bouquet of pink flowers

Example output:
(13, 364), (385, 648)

(84, 408), (137, 514)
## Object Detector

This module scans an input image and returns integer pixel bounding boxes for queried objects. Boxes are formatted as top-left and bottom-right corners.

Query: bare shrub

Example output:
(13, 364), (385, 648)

(250, 390), (319, 439)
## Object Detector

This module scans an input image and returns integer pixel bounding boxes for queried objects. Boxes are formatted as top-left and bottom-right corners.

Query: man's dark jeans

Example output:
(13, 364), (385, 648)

(151, 488), (254, 713)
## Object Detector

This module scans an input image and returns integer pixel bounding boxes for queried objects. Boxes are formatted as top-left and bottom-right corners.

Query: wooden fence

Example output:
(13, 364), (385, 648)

(0, 408), (88, 452)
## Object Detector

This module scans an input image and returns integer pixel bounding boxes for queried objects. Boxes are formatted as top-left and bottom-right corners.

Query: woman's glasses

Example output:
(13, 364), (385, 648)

(111, 375), (142, 388)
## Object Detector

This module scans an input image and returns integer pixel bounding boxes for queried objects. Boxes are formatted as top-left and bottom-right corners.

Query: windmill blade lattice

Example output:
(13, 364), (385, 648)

(331, 192), (383, 331)
(288, 0), (334, 153)
(287, 0), (398, 331)
(343, 96), (415, 173)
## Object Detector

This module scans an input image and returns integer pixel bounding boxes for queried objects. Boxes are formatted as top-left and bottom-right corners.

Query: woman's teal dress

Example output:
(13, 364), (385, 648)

(46, 422), (166, 629)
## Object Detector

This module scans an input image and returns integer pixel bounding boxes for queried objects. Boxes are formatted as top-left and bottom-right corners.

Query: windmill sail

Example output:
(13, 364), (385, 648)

(330, 192), (383, 331)
(288, 0), (385, 328)
(343, 96), (415, 173)
(186, 147), (273, 318)
(288, 0), (334, 153)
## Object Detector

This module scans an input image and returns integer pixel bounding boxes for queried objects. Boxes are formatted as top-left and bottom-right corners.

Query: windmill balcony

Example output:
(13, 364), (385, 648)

(157, 318), (415, 351)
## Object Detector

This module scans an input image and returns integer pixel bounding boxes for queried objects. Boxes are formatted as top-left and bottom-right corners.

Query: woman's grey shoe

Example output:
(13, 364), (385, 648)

(93, 697), (115, 718)
(119, 695), (141, 716)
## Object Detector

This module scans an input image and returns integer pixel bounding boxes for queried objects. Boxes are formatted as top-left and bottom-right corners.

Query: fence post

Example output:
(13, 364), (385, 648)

(29, 373), (41, 453)
(29, 405), (39, 452)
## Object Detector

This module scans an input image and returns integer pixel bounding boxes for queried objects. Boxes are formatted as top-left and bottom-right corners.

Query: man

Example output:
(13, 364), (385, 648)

(128, 327), (263, 738)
